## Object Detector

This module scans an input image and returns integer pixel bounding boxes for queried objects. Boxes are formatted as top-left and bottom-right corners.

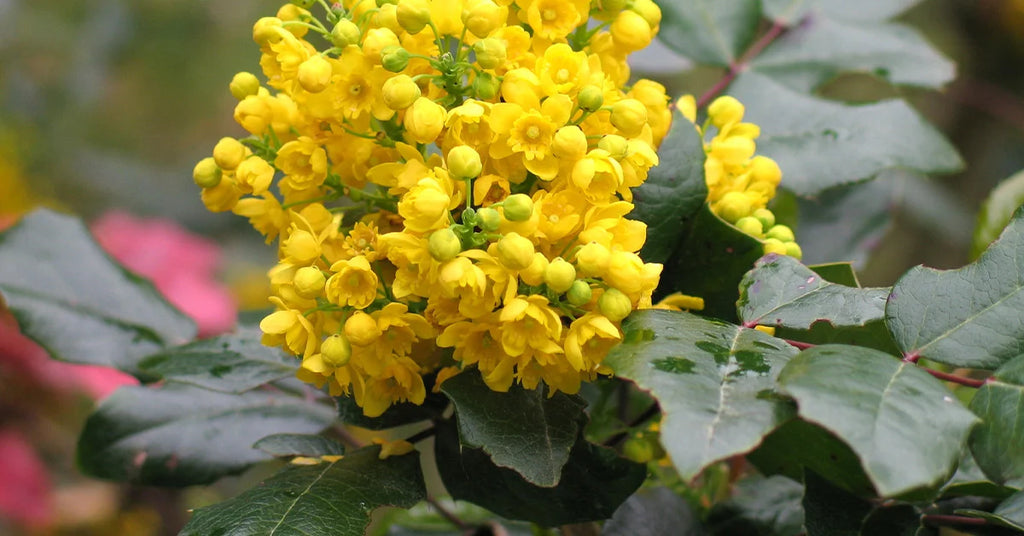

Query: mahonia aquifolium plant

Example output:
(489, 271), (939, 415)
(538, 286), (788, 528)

(193, 0), (796, 417)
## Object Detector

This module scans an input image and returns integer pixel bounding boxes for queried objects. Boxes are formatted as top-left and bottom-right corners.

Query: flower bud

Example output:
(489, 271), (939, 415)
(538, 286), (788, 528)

(519, 252), (549, 286)
(501, 193), (533, 222)
(293, 266), (326, 298)
(597, 134), (628, 160)
(544, 257), (576, 293)
(331, 19), (362, 47)
(276, 5), (310, 37)
(253, 17), (284, 45)
(631, 0), (662, 27)
(610, 98), (648, 137)
(496, 232), (535, 271)
(551, 126), (588, 160)
(472, 72), (501, 100)
(765, 224), (795, 243)
(477, 207), (500, 231)
(345, 311), (383, 346)
(229, 72), (261, 100)
(396, 0), (432, 34)
(298, 55), (333, 93)
(381, 45), (411, 72)
(462, 0), (504, 37)
(213, 137), (247, 170)
(622, 435), (656, 463)
(752, 208), (775, 230)
(291, 0), (316, 8)
(734, 216), (763, 237)
(575, 242), (610, 276)
(472, 38), (507, 70)
(715, 191), (752, 223)
(447, 145), (483, 179)
(596, 0), (627, 14)
(382, 74), (421, 110)
(577, 85), (604, 112)
(708, 96), (744, 128)
(566, 280), (592, 306)
(785, 242), (803, 260)
(193, 157), (222, 188)
(763, 238), (788, 256)
(404, 97), (446, 144)
(362, 28), (401, 63)
(321, 334), (352, 366)
(598, 288), (632, 322)
(428, 228), (463, 262)
(611, 10), (653, 52)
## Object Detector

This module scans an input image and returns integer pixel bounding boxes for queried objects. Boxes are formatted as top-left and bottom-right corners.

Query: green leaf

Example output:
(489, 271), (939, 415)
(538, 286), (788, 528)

(730, 72), (963, 196)
(707, 475), (804, 536)
(0, 209), (196, 374)
(789, 178), (893, 268)
(633, 114), (707, 264)
(253, 434), (346, 458)
(777, 345), (979, 497)
(956, 490), (1024, 531)
(180, 446), (425, 536)
(604, 487), (708, 536)
(807, 262), (861, 287)
(605, 309), (798, 480)
(440, 369), (585, 487)
(656, 0), (761, 66)
(434, 421), (644, 527)
(860, 505), (924, 536)
(658, 205), (765, 321)
(761, 0), (922, 24)
(738, 253), (889, 329)
(969, 355), (1024, 488)
(972, 169), (1024, 260)
(941, 450), (1020, 500)
(887, 207), (1024, 369)
(77, 382), (336, 485)
(137, 326), (295, 393)
(802, 470), (874, 536)
(751, 18), (953, 92)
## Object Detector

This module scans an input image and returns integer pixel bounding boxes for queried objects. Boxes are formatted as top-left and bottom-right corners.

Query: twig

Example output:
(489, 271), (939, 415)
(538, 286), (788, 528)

(921, 514), (989, 528)
(784, 339), (815, 350)
(404, 426), (437, 444)
(696, 21), (789, 109)
(426, 496), (469, 531)
(920, 367), (988, 389)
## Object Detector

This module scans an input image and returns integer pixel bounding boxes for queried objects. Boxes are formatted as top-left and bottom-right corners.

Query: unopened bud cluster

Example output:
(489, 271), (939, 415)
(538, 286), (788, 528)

(195, 0), (669, 416)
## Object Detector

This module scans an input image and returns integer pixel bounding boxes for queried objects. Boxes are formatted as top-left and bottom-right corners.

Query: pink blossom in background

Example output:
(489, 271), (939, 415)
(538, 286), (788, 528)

(91, 210), (237, 336)
(0, 431), (52, 528)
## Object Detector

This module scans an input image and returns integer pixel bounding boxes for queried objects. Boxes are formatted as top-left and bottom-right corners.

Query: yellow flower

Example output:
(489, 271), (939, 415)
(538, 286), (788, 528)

(232, 193), (288, 242)
(520, 0), (588, 40)
(260, 298), (318, 357)
(497, 295), (563, 356)
(276, 136), (328, 193)
(536, 44), (589, 96)
(404, 97), (447, 144)
(352, 356), (426, 417)
(326, 256), (380, 309)
(398, 176), (452, 233)
(235, 156), (275, 195)
(564, 313), (621, 371)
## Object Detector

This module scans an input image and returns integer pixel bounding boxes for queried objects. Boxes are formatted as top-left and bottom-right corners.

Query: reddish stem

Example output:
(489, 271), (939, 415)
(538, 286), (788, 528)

(920, 368), (987, 388)
(921, 514), (989, 528)
(784, 339), (815, 350)
(696, 21), (789, 109)
(902, 352), (921, 364)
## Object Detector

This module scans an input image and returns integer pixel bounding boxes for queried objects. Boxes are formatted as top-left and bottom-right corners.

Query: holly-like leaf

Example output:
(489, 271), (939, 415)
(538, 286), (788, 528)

(632, 114), (707, 264)
(806, 263), (861, 287)
(941, 449), (1019, 500)
(180, 446), (425, 536)
(707, 475), (804, 536)
(972, 169), (1024, 260)
(751, 18), (953, 93)
(605, 310), (798, 480)
(604, 487), (708, 536)
(802, 470), (874, 536)
(658, 205), (765, 321)
(253, 434), (345, 458)
(730, 72), (962, 196)
(138, 326), (295, 393)
(969, 355), (1024, 488)
(77, 382), (336, 486)
(0, 209), (196, 374)
(762, 0), (922, 24)
(441, 369), (585, 487)
(777, 345), (979, 497)
(738, 253), (889, 329)
(956, 490), (1024, 531)
(656, 0), (761, 66)
(790, 178), (894, 269)
(434, 421), (643, 527)
(887, 207), (1024, 369)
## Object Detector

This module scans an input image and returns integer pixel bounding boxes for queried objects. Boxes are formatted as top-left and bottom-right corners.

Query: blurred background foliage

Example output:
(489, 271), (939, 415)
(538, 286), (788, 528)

(3, 0), (1024, 534)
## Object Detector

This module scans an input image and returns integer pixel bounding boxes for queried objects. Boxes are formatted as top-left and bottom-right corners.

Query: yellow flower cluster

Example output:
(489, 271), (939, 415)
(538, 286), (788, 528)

(194, 0), (668, 416)
(677, 95), (801, 259)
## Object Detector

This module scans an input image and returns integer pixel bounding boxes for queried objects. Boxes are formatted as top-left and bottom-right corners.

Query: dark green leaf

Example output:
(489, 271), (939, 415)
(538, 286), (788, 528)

(253, 434), (345, 458)
(778, 345), (979, 497)
(77, 382), (336, 485)
(658, 205), (765, 321)
(138, 326), (295, 393)
(747, 418), (875, 496)
(969, 355), (1024, 488)
(972, 169), (1024, 260)
(441, 369), (585, 487)
(956, 489), (1024, 531)
(887, 207), (1024, 369)
(656, 0), (760, 66)
(802, 470), (873, 536)
(860, 504), (923, 536)
(730, 72), (962, 196)
(0, 209), (196, 374)
(751, 18), (953, 92)
(941, 450), (1020, 500)
(180, 446), (425, 536)
(434, 421), (644, 527)
(633, 114), (707, 264)
(337, 389), (448, 430)
(807, 262), (861, 287)
(604, 487), (708, 536)
(708, 475), (804, 536)
(790, 178), (893, 269)
(761, 0), (922, 24)
(605, 310), (798, 480)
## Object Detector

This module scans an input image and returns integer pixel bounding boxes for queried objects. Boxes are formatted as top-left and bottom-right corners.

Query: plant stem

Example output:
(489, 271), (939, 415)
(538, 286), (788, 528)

(603, 402), (661, 447)
(696, 21), (789, 109)
(426, 496), (469, 530)
(920, 367), (988, 388)
(784, 339), (815, 350)
(921, 514), (989, 528)
(404, 426), (437, 444)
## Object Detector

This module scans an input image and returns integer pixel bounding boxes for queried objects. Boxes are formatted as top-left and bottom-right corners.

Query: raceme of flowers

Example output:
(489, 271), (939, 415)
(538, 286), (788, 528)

(677, 95), (802, 259)
(195, 0), (671, 417)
